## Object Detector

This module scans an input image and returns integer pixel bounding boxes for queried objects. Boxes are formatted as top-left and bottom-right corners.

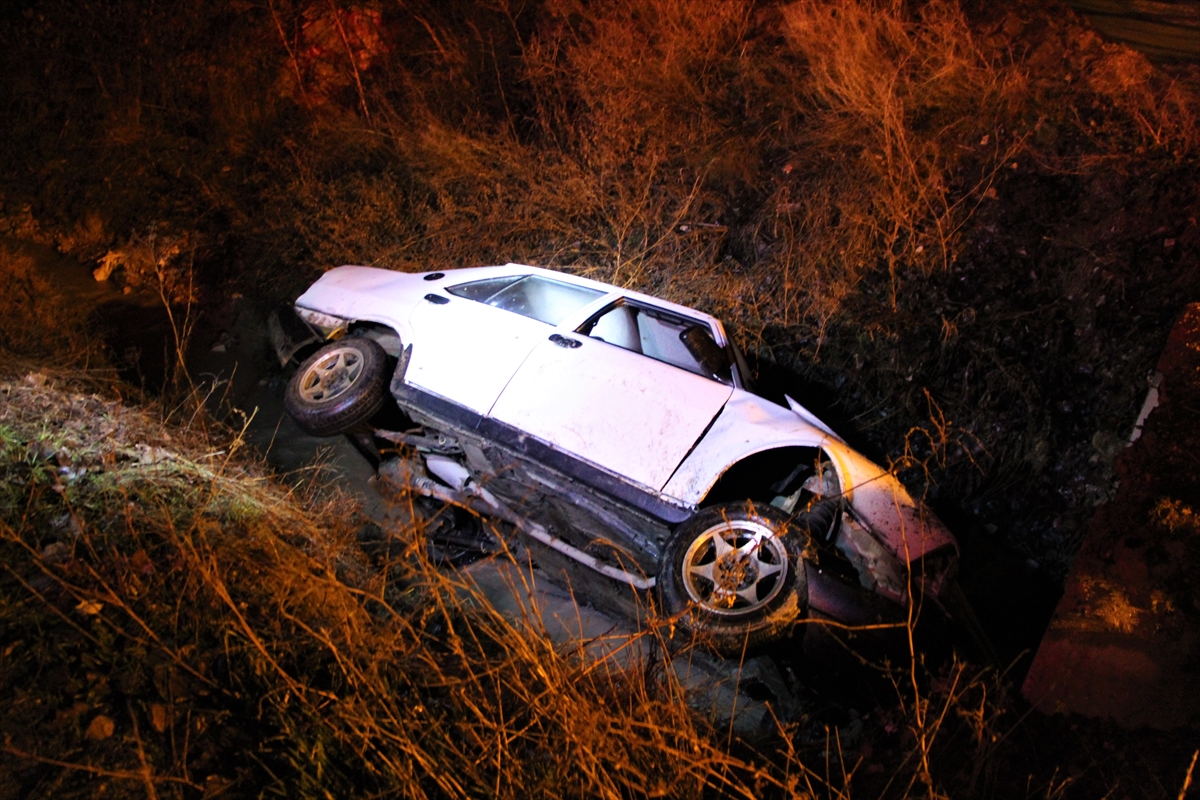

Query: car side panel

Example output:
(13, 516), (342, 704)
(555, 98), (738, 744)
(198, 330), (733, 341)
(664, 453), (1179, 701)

(488, 335), (733, 491)
(404, 289), (558, 414)
(391, 380), (696, 524)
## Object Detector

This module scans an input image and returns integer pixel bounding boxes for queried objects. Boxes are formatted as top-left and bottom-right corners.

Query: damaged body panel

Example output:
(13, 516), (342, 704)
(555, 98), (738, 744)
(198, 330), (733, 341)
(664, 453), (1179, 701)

(281, 263), (963, 652)
(390, 381), (675, 583)
(665, 390), (957, 564)
(490, 334), (733, 490)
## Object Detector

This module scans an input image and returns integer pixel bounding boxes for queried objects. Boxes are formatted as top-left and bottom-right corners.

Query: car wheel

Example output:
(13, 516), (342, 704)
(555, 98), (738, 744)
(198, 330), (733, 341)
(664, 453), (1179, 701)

(284, 338), (388, 437)
(659, 502), (813, 652)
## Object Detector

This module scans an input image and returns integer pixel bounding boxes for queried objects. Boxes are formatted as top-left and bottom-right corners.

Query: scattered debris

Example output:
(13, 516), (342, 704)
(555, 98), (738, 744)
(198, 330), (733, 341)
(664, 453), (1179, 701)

(1128, 371), (1162, 444)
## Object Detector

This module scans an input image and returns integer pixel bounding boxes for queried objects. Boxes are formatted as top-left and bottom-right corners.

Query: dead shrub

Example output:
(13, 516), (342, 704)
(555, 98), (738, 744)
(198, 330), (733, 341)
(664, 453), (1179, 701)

(273, 0), (1035, 338)
(768, 0), (1030, 319)
(1086, 45), (1199, 151)
(92, 226), (198, 305)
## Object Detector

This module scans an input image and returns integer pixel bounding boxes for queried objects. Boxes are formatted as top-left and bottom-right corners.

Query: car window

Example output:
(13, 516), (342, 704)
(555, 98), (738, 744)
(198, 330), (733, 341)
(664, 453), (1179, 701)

(580, 301), (733, 384)
(446, 276), (521, 303)
(447, 275), (604, 326)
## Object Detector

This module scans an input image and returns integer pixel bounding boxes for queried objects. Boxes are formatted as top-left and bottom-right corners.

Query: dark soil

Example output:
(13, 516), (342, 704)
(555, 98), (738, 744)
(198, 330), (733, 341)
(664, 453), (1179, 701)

(763, 155), (1200, 580)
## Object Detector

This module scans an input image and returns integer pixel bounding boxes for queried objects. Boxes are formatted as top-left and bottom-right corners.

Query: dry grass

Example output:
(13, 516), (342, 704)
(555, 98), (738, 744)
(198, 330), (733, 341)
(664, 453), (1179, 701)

(276, 0), (1034, 314)
(0, 367), (713, 796)
(772, 0), (1028, 316)
(257, 0), (1197, 342)
(0, 364), (1034, 799)
(4, 0), (1197, 332)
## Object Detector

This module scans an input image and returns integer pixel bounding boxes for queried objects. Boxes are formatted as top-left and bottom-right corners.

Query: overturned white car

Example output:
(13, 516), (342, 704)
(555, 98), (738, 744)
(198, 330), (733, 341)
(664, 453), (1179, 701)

(279, 264), (959, 651)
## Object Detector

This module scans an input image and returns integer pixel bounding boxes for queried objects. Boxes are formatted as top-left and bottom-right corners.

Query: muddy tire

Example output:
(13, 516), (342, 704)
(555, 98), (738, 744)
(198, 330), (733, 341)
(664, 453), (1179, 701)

(284, 338), (388, 437)
(659, 502), (811, 653)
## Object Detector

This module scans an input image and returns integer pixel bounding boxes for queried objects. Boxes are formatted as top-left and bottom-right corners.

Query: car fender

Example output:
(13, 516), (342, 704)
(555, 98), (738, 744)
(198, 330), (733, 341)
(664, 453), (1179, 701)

(821, 440), (958, 564)
(663, 389), (956, 564)
(294, 265), (425, 345)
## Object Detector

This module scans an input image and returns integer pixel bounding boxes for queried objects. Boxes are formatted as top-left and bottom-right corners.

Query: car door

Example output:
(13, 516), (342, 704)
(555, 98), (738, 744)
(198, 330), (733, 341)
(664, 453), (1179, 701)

(488, 299), (734, 491)
(405, 274), (605, 415)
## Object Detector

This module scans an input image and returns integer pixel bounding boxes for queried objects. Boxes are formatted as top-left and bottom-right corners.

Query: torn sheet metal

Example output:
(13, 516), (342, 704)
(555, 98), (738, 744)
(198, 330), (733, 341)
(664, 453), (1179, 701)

(665, 389), (956, 565)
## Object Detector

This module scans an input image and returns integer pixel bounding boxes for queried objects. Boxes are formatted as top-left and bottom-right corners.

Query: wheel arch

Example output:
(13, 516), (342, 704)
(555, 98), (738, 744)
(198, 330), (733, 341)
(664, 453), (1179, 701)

(687, 437), (957, 566)
(287, 318), (405, 368)
(698, 445), (835, 508)
(658, 501), (811, 652)
(347, 320), (405, 357)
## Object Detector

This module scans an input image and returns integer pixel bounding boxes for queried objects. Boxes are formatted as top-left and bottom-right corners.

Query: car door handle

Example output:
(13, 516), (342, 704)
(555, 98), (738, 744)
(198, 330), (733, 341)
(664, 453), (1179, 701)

(549, 333), (582, 349)
(424, 293), (449, 305)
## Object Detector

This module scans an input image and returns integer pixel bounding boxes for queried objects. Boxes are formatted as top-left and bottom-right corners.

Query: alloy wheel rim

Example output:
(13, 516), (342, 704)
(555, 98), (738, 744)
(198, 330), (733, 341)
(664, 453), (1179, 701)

(298, 346), (364, 403)
(681, 518), (788, 617)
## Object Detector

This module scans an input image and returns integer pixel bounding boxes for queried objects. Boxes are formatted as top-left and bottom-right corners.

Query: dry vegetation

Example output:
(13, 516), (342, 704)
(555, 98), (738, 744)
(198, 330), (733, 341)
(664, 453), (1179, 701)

(2, 0), (1200, 796)
(0, 365), (1016, 798)
(6, 365), (1194, 799)
(0, 245), (91, 360)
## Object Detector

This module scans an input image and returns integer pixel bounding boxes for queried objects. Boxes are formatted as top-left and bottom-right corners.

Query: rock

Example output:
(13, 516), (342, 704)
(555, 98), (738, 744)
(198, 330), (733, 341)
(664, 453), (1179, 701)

(40, 541), (72, 562)
(75, 599), (103, 615)
(93, 251), (122, 282)
(1023, 304), (1200, 729)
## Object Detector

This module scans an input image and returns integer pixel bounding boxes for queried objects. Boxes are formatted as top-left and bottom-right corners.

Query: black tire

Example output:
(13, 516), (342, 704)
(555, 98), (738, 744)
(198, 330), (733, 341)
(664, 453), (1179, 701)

(284, 338), (389, 437)
(659, 502), (812, 652)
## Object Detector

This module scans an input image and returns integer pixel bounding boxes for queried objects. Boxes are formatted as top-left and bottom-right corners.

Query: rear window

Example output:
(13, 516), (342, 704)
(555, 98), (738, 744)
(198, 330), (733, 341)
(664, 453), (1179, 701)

(447, 274), (604, 326)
